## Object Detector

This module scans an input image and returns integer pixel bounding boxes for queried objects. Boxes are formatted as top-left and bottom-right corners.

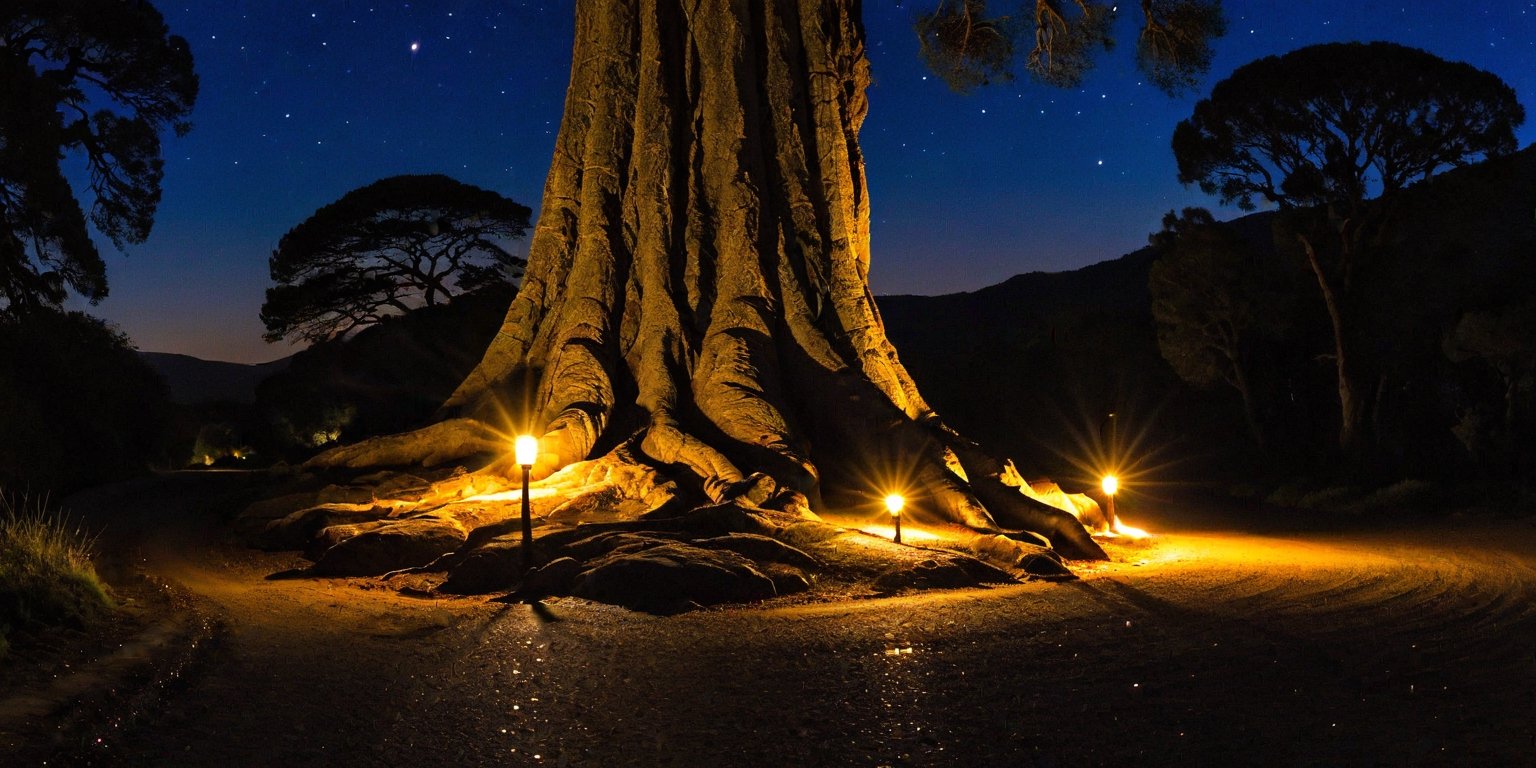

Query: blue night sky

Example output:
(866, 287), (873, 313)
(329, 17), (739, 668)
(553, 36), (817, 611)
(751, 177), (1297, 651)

(75, 1), (1536, 363)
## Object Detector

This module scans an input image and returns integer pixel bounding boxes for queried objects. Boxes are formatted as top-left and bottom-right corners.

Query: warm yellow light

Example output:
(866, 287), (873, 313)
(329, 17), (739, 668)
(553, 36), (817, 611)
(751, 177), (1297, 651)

(1101, 475), (1119, 496)
(514, 435), (538, 467)
(884, 494), (904, 515)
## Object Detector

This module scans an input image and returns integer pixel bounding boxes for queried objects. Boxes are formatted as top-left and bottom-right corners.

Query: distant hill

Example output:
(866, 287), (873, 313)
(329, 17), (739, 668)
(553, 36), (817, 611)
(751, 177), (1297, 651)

(140, 352), (292, 405)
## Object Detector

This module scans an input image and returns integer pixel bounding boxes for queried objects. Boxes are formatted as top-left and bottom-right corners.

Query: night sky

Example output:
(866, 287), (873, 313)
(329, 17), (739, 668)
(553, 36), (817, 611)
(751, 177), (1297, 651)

(74, 1), (1536, 364)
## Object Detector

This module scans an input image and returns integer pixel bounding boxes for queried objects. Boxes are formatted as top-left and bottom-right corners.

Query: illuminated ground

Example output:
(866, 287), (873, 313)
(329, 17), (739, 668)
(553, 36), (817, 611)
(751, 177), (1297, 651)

(10, 474), (1535, 765)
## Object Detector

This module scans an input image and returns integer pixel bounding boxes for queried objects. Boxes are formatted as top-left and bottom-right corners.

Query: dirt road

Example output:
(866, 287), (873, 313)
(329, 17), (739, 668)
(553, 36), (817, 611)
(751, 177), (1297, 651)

(36, 474), (1536, 765)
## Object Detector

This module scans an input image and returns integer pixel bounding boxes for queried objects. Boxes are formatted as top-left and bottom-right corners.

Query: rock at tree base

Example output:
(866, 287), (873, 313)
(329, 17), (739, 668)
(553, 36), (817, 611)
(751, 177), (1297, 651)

(309, 516), (467, 576)
(571, 542), (780, 613)
(872, 557), (1014, 593)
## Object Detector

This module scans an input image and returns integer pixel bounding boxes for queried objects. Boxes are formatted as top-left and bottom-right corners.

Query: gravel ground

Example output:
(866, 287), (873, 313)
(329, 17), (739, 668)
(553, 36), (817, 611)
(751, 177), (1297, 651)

(17, 473), (1536, 766)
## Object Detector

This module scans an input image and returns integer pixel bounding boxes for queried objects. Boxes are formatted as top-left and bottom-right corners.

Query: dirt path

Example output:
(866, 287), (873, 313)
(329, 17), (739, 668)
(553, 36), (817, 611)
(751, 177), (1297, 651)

(44, 475), (1536, 765)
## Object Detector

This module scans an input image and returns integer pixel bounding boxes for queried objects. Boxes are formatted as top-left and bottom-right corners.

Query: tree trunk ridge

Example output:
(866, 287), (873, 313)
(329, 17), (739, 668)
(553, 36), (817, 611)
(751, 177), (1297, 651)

(307, 0), (1107, 565)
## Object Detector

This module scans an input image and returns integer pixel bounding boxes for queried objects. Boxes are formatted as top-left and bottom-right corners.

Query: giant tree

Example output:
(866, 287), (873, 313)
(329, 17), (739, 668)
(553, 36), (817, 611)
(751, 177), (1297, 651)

(0, 0), (197, 317)
(1172, 42), (1524, 455)
(258, 0), (1228, 592)
(262, 175), (531, 344)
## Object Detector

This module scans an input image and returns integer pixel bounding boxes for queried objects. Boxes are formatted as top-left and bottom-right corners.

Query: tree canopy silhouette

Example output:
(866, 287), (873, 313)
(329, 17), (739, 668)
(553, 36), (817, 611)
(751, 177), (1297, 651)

(262, 175), (531, 344)
(1172, 41), (1525, 455)
(0, 0), (197, 318)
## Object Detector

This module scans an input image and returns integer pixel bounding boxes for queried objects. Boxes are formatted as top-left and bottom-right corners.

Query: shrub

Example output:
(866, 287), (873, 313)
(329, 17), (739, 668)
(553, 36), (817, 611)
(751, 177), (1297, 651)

(0, 493), (112, 656)
(0, 310), (171, 494)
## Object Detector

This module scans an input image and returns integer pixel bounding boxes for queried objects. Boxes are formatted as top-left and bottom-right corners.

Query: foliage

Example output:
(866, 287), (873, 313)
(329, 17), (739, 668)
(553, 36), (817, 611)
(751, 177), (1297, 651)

(1445, 300), (1536, 476)
(914, 0), (1018, 92)
(0, 309), (171, 494)
(0, 492), (111, 656)
(1148, 209), (1279, 387)
(1135, 0), (1225, 94)
(262, 175), (530, 344)
(915, 0), (1223, 94)
(0, 0), (197, 317)
(1446, 301), (1536, 377)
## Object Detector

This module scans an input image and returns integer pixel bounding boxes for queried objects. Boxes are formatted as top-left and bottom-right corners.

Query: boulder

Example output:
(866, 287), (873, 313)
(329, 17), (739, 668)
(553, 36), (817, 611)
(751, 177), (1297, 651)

(572, 542), (778, 612)
(690, 533), (820, 570)
(516, 556), (584, 601)
(309, 516), (466, 576)
(872, 556), (1016, 594)
(254, 503), (393, 551)
(965, 533), (1072, 578)
(235, 491), (322, 538)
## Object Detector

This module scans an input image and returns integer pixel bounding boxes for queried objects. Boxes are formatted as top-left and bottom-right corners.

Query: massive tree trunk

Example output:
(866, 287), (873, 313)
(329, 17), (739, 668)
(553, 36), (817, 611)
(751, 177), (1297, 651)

(307, 0), (1106, 563)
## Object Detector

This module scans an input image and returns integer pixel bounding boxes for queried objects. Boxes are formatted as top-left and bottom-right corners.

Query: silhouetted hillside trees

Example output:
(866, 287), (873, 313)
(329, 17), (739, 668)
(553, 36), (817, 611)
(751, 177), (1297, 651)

(1173, 42), (1525, 457)
(0, 310), (170, 494)
(1148, 208), (1300, 448)
(256, 284), (514, 459)
(881, 143), (1535, 497)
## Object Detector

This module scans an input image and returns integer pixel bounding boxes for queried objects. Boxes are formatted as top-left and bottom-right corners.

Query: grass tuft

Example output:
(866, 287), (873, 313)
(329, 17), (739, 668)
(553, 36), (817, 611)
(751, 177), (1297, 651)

(0, 492), (113, 656)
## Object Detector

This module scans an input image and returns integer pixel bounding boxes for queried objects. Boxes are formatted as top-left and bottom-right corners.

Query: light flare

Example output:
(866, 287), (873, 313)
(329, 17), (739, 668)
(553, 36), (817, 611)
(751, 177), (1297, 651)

(1101, 474), (1118, 496)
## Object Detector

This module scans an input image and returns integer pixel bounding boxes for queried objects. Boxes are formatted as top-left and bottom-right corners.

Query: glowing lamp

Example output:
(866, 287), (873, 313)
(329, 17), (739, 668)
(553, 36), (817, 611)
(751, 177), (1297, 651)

(515, 435), (539, 467)
(1100, 474), (1119, 531)
(885, 494), (904, 544)
(515, 435), (539, 572)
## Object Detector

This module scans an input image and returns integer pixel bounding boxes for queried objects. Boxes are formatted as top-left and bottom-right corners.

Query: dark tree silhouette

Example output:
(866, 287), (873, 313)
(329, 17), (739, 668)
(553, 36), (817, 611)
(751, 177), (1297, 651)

(0, 309), (170, 494)
(1172, 42), (1525, 455)
(915, 0), (1224, 93)
(261, 175), (531, 344)
(1148, 208), (1289, 448)
(1445, 300), (1536, 479)
(0, 0), (197, 317)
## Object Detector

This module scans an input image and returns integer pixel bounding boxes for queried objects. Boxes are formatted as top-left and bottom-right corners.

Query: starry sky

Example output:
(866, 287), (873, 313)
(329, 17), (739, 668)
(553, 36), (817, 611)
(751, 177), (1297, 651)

(71, 1), (1536, 364)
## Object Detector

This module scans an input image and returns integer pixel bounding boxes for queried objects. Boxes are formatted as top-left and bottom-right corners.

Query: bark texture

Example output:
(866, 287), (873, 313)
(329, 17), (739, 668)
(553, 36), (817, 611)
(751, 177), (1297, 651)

(311, 0), (1105, 561)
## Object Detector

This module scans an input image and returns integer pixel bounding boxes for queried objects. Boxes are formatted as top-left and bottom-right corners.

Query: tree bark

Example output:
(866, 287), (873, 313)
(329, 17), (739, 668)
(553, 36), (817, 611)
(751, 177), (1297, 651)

(1297, 233), (1366, 457)
(313, 0), (1106, 561)
(1228, 351), (1266, 450)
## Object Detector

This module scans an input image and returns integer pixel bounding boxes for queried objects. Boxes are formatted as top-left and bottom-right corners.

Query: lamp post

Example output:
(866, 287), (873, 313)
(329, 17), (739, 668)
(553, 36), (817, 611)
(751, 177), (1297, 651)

(515, 435), (538, 572)
(884, 494), (904, 544)
(1100, 474), (1119, 532)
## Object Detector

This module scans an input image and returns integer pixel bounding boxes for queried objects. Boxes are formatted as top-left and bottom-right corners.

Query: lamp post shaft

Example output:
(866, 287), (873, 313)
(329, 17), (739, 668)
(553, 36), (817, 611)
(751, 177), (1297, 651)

(893, 513), (902, 544)
(520, 465), (533, 572)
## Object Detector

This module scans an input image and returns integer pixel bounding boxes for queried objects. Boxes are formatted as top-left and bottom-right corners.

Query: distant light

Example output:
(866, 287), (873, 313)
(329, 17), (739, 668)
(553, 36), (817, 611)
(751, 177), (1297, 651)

(1101, 475), (1119, 496)
(884, 494), (904, 515)
(515, 435), (538, 467)
(410, 41), (421, 53)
